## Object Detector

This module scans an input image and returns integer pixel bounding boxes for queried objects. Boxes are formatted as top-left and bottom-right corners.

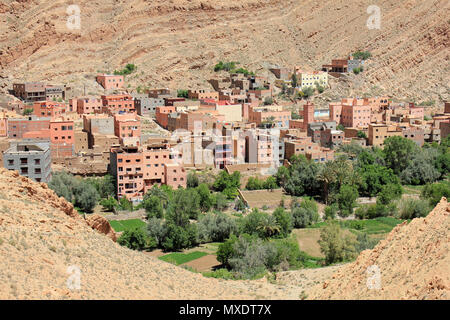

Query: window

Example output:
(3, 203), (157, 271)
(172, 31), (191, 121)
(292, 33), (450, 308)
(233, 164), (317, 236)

(34, 159), (40, 165)
(8, 159), (14, 166)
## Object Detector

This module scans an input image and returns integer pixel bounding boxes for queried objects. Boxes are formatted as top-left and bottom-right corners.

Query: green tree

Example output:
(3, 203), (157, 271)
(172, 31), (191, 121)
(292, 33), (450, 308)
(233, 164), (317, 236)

(272, 207), (293, 238)
(318, 222), (357, 265)
(73, 181), (99, 213)
(291, 198), (319, 228)
(358, 164), (400, 197)
(357, 131), (367, 139)
(337, 185), (359, 217)
(377, 183), (403, 205)
(398, 199), (430, 219)
(198, 212), (237, 243)
(280, 155), (321, 197)
(421, 181), (450, 206)
(196, 183), (214, 212)
(100, 197), (118, 212)
(291, 73), (298, 88)
(214, 192), (228, 211)
(142, 195), (164, 219)
(186, 171), (199, 188)
(383, 136), (418, 175)
(117, 228), (148, 251)
(400, 148), (440, 185)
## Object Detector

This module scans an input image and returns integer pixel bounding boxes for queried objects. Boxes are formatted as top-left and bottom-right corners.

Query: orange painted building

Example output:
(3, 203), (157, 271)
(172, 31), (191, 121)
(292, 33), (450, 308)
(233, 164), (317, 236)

(50, 119), (74, 158)
(114, 113), (141, 146)
(155, 106), (176, 129)
(32, 101), (67, 117)
(96, 74), (124, 90)
(77, 96), (103, 114)
(111, 143), (186, 201)
(101, 94), (135, 114)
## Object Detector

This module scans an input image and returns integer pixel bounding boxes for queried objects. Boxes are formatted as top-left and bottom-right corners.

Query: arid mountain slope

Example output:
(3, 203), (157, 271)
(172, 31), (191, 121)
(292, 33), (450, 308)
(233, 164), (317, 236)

(308, 198), (450, 300)
(0, 0), (448, 104)
(0, 167), (315, 299)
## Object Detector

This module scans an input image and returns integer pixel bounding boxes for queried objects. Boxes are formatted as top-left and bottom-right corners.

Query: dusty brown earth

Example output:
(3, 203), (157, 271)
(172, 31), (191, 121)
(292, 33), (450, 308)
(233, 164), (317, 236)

(0, 167), (319, 299)
(0, 168), (448, 299)
(0, 0), (448, 105)
(308, 198), (450, 300)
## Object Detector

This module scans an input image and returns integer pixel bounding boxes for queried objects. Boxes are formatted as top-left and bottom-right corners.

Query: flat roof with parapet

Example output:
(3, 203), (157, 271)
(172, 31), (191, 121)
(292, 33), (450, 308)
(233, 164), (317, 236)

(5, 142), (49, 154)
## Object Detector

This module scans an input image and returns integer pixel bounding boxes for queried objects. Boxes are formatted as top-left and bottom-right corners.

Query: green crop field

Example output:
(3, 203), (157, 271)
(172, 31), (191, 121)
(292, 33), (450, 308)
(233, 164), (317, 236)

(309, 217), (405, 234)
(159, 251), (209, 266)
(109, 219), (146, 232)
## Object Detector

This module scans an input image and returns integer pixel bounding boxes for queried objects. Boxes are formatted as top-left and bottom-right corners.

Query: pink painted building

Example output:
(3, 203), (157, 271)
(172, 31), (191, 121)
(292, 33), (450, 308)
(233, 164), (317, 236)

(77, 96), (103, 114)
(96, 74), (124, 90)
(113, 113), (141, 146)
(32, 101), (67, 117)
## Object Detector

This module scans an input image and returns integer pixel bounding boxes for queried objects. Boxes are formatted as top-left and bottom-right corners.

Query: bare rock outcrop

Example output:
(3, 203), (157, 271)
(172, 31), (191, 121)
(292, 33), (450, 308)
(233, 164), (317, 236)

(86, 214), (117, 242)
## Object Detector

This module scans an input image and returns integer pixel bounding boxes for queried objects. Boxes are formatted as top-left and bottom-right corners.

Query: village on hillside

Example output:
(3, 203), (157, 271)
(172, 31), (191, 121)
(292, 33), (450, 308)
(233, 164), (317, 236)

(0, 53), (449, 280)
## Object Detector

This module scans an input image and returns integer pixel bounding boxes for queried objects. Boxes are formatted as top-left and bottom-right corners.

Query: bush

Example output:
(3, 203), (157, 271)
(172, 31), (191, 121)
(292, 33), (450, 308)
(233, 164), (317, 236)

(272, 207), (293, 238)
(397, 199), (430, 220)
(291, 198), (319, 228)
(318, 222), (358, 265)
(100, 197), (118, 212)
(213, 192), (228, 211)
(117, 228), (149, 251)
(239, 209), (280, 239)
(198, 212), (237, 243)
(355, 203), (397, 219)
(49, 172), (100, 213)
(355, 233), (378, 253)
(324, 204), (338, 220)
(352, 51), (372, 60)
(114, 63), (136, 76)
(142, 195), (164, 219)
(23, 108), (33, 116)
(377, 183), (403, 205)
(177, 89), (189, 98)
(263, 97), (273, 105)
(147, 218), (167, 247)
(421, 181), (450, 206)
(186, 172), (199, 188)
(118, 197), (133, 211)
(337, 185), (359, 217)
(218, 235), (303, 279)
(161, 223), (198, 252)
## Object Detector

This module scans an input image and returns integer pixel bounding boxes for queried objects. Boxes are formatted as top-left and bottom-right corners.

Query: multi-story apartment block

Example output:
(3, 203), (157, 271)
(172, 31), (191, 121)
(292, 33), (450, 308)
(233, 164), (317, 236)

(368, 124), (403, 147)
(188, 90), (219, 101)
(248, 106), (291, 128)
(50, 119), (75, 159)
(101, 94), (135, 114)
(110, 143), (186, 201)
(3, 141), (52, 183)
(96, 74), (124, 90)
(76, 96), (103, 114)
(114, 113), (141, 147)
(7, 116), (51, 139)
(329, 98), (372, 128)
(155, 106), (176, 129)
(32, 101), (67, 117)
(294, 69), (328, 89)
(134, 94), (165, 116)
(13, 82), (68, 102)
(320, 129), (344, 149)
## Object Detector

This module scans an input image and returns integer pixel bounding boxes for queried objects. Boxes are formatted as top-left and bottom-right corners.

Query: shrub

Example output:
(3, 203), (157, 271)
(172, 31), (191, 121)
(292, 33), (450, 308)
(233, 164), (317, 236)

(198, 212), (237, 243)
(100, 197), (118, 212)
(117, 228), (148, 251)
(337, 185), (359, 217)
(291, 198), (319, 228)
(324, 204), (338, 220)
(352, 51), (372, 60)
(377, 183), (403, 205)
(147, 218), (167, 247)
(114, 63), (136, 76)
(421, 181), (450, 206)
(355, 203), (397, 219)
(263, 97), (273, 105)
(272, 207), (293, 238)
(142, 195), (164, 219)
(23, 108), (33, 116)
(239, 209), (280, 239)
(318, 222), (358, 265)
(397, 199), (430, 220)
(355, 233), (378, 253)
(186, 171), (199, 188)
(177, 89), (189, 98)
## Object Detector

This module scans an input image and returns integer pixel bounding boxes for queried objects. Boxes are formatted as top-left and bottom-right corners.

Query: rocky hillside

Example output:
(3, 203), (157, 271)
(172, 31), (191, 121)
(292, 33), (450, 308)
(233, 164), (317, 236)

(0, 0), (448, 104)
(308, 198), (450, 300)
(0, 167), (320, 299)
